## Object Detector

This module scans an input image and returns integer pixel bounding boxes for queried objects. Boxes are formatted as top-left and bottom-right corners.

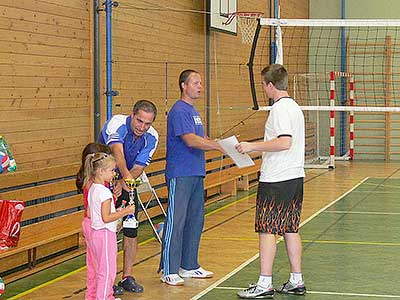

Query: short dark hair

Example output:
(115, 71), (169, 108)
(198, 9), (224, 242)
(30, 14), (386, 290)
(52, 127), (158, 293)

(261, 64), (288, 91)
(132, 99), (157, 121)
(179, 69), (198, 93)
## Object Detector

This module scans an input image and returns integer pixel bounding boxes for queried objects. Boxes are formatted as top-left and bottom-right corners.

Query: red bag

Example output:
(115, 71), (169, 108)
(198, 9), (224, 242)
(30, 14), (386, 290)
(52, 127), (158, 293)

(0, 200), (24, 250)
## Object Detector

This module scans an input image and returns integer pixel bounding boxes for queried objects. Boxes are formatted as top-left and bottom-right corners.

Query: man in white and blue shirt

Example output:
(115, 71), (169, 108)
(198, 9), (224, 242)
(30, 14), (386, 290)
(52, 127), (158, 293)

(99, 100), (158, 294)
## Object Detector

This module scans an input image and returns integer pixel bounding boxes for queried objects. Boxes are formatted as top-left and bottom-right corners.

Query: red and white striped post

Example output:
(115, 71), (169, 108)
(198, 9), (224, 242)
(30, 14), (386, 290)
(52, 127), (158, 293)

(329, 71), (335, 168)
(349, 76), (355, 160)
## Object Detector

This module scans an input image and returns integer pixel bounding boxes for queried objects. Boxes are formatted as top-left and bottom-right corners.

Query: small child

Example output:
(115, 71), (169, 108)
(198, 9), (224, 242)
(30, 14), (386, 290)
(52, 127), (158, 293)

(83, 152), (135, 300)
(76, 143), (120, 299)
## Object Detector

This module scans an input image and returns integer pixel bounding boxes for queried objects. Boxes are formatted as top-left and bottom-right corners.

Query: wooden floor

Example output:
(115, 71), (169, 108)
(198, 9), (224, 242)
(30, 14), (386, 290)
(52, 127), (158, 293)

(9, 161), (400, 300)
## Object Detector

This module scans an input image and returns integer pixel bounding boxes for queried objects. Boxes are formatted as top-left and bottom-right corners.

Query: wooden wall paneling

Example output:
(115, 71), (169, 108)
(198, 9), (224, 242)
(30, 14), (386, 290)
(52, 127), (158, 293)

(0, 1), (91, 171)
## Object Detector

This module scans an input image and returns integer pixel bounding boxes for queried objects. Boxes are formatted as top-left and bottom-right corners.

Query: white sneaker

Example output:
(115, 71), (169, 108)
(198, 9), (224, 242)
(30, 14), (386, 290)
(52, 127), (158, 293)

(178, 267), (214, 278)
(237, 283), (274, 299)
(160, 274), (184, 286)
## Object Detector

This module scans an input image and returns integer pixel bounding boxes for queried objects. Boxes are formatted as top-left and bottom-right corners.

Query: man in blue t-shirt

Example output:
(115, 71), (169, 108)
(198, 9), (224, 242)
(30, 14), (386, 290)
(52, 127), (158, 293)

(160, 70), (224, 286)
(99, 100), (158, 294)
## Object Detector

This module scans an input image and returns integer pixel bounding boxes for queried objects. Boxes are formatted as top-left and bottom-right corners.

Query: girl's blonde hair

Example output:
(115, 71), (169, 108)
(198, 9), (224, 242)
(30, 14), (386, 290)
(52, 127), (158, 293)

(83, 152), (116, 188)
(76, 143), (111, 193)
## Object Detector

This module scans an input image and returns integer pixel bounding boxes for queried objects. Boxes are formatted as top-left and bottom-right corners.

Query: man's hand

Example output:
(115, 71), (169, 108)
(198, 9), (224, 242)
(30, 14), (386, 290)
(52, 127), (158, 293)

(235, 142), (253, 154)
(113, 180), (123, 197)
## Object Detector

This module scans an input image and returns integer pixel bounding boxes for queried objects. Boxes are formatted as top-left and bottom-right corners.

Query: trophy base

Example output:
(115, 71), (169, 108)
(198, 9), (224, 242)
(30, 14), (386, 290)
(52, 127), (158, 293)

(123, 218), (139, 229)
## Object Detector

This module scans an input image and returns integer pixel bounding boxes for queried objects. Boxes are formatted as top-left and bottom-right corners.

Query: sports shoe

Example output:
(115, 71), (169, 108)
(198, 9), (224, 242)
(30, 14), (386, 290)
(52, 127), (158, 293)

(160, 273), (185, 286)
(118, 276), (144, 293)
(237, 283), (274, 299)
(276, 280), (306, 295)
(178, 267), (214, 278)
(113, 284), (124, 296)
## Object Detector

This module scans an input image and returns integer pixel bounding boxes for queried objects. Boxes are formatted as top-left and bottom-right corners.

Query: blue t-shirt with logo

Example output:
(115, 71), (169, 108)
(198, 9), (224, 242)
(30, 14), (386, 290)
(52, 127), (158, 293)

(166, 100), (205, 179)
(98, 115), (158, 174)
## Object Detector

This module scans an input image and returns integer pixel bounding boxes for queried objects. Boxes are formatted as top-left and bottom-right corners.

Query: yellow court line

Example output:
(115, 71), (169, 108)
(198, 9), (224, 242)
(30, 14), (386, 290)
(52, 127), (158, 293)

(191, 177), (369, 300)
(303, 239), (400, 247)
(8, 192), (257, 299)
(202, 236), (258, 241)
(205, 193), (256, 217)
(363, 182), (400, 189)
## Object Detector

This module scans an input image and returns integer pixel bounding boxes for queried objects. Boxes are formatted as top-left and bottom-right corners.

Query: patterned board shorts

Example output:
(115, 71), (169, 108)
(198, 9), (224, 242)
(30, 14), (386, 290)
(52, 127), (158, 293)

(255, 177), (304, 236)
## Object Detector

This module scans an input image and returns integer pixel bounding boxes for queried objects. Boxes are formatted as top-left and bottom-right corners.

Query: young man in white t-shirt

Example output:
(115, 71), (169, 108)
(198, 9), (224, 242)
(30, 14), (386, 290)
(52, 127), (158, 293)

(236, 64), (306, 298)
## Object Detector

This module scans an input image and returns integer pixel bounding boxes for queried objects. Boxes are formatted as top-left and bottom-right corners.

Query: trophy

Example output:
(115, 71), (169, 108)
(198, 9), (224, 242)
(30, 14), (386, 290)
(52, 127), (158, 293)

(109, 172), (119, 193)
(123, 178), (142, 229)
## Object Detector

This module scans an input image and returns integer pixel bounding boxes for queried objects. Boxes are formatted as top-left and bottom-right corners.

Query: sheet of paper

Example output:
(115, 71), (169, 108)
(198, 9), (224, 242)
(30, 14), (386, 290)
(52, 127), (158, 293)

(217, 136), (255, 168)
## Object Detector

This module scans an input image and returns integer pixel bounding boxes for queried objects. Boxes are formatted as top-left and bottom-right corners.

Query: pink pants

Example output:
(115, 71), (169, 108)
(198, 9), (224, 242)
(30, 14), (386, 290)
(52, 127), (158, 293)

(89, 227), (118, 300)
(82, 217), (96, 300)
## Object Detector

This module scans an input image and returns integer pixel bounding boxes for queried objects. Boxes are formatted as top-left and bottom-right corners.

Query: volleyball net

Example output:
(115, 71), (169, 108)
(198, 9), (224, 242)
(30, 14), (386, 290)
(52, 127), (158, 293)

(249, 18), (400, 165)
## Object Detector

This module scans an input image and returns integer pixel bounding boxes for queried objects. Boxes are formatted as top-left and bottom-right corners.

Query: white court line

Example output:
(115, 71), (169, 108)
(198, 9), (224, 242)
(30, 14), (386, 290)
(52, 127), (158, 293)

(363, 182), (400, 189)
(324, 211), (400, 215)
(353, 190), (400, 194)
(213, 287), (400, 298)
(305, 290), (400, 298)
(190, 177), (369, 300)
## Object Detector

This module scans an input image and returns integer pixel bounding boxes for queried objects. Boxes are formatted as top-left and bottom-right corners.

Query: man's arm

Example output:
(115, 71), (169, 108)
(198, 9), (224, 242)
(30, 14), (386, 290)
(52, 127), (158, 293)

(110, 143), (148, 192)
(109, 143), (132, 179)
(236, 136), (292, 154)
(181, 133), (224, 152)
(130, 164), (146, 179)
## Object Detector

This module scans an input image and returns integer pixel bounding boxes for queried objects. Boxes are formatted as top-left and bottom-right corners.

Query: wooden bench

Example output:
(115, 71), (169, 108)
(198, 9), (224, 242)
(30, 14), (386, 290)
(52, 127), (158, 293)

(0, 159), (169, 283)
(0, 163), (84, 282)
(228, 152), (262, 191)
(0, 148), (259, 282)
(204, 151), (242, 203)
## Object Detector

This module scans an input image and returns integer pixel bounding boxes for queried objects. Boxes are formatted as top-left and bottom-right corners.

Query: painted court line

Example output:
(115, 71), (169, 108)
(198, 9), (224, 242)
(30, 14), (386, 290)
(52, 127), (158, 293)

(213, 287), (400, 298)
(353, 190), (400, 194)
(302, 239), (400, 247)
(363, 182), (400, 189)
(8, 188), (257, 299)
(306, 290), (400, 298)
(190, 177), (369, 300)
(324, 210), (400, 215)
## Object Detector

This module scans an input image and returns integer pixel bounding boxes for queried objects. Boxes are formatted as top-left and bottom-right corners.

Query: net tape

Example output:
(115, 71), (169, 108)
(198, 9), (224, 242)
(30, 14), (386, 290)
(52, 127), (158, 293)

(258, 106), (400, 112)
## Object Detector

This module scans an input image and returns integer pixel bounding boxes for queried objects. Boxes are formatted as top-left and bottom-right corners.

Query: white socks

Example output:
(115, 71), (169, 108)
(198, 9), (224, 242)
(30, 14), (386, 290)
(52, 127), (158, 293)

(290, 272), (303, 284)
(257, 275), (272, 287)
(257, 272), (303, 288)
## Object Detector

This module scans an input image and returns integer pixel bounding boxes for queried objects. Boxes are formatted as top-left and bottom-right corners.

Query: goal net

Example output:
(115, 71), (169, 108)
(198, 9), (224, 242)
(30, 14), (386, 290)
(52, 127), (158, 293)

(249, 18), (400, 165)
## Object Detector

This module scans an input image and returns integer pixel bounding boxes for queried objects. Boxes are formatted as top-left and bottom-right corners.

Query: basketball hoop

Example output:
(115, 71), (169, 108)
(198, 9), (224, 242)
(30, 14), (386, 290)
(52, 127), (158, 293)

(224, 12), (263, 44)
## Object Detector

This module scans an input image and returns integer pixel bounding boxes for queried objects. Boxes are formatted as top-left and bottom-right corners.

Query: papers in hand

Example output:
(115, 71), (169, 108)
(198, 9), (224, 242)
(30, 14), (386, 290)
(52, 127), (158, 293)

(217, 136), (255, 169)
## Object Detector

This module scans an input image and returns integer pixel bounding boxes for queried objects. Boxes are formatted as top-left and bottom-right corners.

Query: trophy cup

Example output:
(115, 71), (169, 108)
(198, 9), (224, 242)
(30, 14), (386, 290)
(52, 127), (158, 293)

(123, 178), (142, 229)
(109, 172), (119, 193)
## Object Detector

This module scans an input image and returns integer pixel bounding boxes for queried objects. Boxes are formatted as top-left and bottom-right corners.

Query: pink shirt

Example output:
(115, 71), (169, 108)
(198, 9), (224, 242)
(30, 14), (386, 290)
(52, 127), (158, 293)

(88, 183), (117, 232)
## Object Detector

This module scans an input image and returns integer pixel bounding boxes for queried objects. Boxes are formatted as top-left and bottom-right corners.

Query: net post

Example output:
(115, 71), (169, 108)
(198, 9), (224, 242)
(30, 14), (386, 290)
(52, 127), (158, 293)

(329, 71), (335, 169)
(349, 76), (355, 160)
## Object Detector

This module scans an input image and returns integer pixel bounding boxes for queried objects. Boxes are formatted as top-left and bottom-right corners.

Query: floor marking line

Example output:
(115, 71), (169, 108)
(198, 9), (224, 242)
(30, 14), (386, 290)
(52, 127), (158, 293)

(190, 177), (369, 300)
(324, 210), (400, 215)
(306, 290), (400, 298)
(363, 182), (400, 189)
(202, 237), (258, 241)
(302, 239), (400, 246)
(205, 193), (256, 217)
(214, 287), (400, 298)
(353, 190), (400, 194)
(8, 191), (257, 299)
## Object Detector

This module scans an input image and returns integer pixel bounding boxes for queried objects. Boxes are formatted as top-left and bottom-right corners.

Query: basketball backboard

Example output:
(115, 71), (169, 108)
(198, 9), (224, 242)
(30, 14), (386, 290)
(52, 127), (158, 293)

(207, 0), (237, 34)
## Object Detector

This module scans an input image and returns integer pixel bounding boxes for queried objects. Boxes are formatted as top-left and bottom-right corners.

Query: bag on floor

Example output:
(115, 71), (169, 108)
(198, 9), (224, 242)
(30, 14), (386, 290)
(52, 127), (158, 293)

(0, 200), (24, 250)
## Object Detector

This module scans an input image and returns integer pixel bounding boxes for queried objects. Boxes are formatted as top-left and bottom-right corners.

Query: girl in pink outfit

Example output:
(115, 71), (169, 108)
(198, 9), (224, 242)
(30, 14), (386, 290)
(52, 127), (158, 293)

(76, 143), (113, 300)
(83, 152), (134, 300)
